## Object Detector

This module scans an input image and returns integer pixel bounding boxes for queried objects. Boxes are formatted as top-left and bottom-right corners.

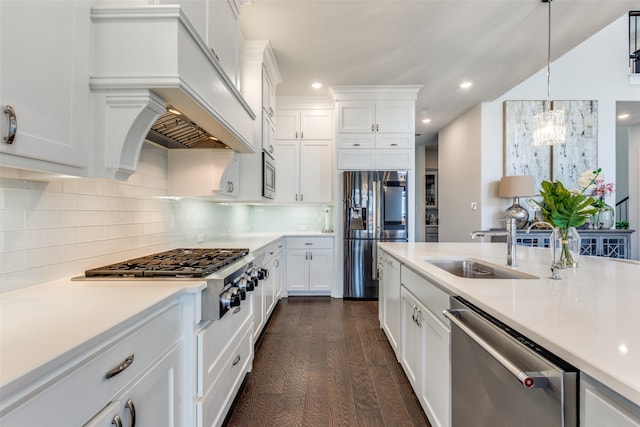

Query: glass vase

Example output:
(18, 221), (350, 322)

(551, 227), (581, 269)
(591, 203), (615, 230)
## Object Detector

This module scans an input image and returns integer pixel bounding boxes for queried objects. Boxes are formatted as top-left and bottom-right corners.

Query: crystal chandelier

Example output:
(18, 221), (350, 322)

(532, 0), (566, 146)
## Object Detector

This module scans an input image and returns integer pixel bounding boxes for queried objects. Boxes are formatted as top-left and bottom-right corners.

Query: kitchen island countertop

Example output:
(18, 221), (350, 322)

(377, 241), (640, 406)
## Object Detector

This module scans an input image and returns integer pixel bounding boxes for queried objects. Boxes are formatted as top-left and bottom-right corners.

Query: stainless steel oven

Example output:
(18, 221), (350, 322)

(444, 296), (578, 426)
(262, 151), (276, 199)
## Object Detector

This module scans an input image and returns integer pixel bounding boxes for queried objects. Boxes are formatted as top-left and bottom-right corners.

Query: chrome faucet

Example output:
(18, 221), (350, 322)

(525, 221), (561, 280)
(470, 218), (517, 267)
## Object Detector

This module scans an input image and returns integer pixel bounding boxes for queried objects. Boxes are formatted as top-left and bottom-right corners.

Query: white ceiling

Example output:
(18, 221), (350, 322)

(239, 0), (640, 145)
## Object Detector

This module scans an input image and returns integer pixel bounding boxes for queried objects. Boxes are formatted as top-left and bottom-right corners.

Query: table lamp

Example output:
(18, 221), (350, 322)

(498, 175), (535, 229)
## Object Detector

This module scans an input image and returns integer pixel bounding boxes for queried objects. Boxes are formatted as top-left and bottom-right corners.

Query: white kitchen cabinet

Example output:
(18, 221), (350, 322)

(263, 112), (276, 157)
(400, 265), (451, 427)
(274, 139), (332, 203)
(208, 0), (241, 87)
(84, 344), (183, 427)
(168, 149), (240, 199)
(285, 237), (334, 294)
(0, 303), (185, 427)
(276, 109), (333, 141)
(379, 249), (401, 354)
(581, 374), (640, 427)
(0, 0), (91, 176)
(253, 239), (283, 341)
(336, 101), (414, 134)
(262, 70), (277, 126)
(337, 148), (414, 170)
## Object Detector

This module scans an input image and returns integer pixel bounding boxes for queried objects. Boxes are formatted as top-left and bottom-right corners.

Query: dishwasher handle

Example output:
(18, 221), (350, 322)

(443, 309), (549, 390)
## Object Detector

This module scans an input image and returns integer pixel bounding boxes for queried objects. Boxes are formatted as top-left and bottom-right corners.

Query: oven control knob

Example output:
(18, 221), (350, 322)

(232, 286), (246, 300)
(258, 268), (269, 280)
(250, 275), (259, 288)
(221, 291), (241, 309)
(237, 277), (254, 292)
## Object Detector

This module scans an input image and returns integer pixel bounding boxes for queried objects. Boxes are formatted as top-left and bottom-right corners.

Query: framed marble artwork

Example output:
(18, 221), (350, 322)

(503, 100), (598, 192)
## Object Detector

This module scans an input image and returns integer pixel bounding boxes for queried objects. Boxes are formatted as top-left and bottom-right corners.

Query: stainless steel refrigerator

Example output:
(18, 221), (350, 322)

(343, 170), (408, 299)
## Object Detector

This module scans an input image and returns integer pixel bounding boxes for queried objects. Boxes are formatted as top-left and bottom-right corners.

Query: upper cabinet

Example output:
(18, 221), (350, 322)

(331, 86), (421, 171)
(0, 0), (91, 176)
(276, 110), (333, 141)
(208, 0), (241, 88)
(337, 101), (414, 134)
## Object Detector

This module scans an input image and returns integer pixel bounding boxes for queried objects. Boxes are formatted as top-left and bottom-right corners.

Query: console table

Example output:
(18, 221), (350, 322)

(516, 229), (635, 259)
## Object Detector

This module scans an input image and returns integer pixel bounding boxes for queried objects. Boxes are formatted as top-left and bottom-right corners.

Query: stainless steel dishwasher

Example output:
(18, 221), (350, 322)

(443, 296), (578, 427)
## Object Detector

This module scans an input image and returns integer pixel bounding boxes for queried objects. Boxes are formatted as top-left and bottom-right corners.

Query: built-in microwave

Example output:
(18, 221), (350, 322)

(262, 151), (276, 199)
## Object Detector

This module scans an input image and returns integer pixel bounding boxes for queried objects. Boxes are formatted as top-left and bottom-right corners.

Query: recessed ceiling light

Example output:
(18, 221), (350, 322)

(459, 81), (473, 89)
(422, 118), (432, 124)
(311, 82), (323, 89)
(617, 113), (630, 120)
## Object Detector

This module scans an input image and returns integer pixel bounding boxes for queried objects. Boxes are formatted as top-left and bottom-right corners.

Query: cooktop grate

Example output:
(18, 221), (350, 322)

(84, 248), (250, 278)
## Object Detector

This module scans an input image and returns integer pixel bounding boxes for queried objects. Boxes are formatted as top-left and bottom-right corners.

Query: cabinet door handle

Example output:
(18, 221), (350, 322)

(376, 124), (379, 132)
(301, 131), (304, 139)
(390, 143), (398, 147)
(305, 251), (308, 260)
(415, 309), (422, 326)
(232, 355), (241, 366)
(295, 194), (298, 202)
(300, 194), (304, 202)
(105, 355), (134, 379)
(125, 399), (136, 427)
(371, 124), (375, 132)
(269, 145), (274, 154)
(4, 105), (16, 144)
(310, 252), (313, 261)
(412, 305), (417, 323)
(295, 131), (298, 139)
(112, 414), (123, 427)
(353, 143), (360, 147)
(275, 259), (279, 268)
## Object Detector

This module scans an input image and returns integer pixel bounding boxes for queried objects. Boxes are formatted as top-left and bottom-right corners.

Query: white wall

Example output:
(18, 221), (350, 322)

(0, 143), (330, 293)
(616, 125), (630, 201)
(439, 13), (640, 249)
(439, 104), (482, 242)
(629, 125), (640, 259)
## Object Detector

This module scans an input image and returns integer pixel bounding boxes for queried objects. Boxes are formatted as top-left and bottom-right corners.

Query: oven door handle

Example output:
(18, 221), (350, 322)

(443, 309), (550, 390)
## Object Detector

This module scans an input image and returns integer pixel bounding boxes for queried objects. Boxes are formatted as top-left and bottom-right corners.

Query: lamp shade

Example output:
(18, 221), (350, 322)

(498, 175), (535, 198)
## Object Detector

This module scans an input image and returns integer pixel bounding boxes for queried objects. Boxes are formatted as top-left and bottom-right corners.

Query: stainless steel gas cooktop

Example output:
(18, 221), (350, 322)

(84, 248), (250, 278)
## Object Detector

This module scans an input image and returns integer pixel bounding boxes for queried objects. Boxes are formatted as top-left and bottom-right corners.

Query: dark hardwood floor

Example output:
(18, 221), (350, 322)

(225, 297), (431, 427)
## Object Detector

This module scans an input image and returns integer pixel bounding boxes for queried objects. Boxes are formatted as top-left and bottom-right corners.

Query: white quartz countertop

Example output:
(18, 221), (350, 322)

(0, 233), (307, 396)
(377, 241), (640, 406)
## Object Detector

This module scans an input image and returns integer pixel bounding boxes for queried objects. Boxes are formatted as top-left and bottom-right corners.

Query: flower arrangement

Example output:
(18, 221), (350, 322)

(578, 168), (616, 228)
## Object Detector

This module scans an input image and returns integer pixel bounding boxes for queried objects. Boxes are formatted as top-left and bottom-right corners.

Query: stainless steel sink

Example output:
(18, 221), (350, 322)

(425, 259), (538, 280)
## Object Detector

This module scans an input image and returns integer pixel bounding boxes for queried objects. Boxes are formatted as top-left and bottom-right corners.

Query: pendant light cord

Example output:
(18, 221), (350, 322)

(546, 0), (552, 107)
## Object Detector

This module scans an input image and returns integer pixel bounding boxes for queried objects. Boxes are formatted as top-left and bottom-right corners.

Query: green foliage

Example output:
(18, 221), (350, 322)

(534, 181), (599, 228)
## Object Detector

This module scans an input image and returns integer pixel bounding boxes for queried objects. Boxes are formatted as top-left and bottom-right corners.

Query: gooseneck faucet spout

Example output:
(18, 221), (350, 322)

(469, 218), (518, 267)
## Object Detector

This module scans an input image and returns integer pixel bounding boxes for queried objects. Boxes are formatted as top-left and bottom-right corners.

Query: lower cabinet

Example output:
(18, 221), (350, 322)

(581, 374), (640, 427)
(399, 266), (451, 427)
(285, 237), (334, 294)
(196, 302), (254, 427)
(379, 249), (401, 354)
(84, 344), (183, 427)
(254, 239), (283, 341)
(0, 303), (185, 427)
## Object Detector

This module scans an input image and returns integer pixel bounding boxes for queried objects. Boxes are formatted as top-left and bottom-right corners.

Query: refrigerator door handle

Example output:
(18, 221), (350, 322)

(372, 242), (379, 280)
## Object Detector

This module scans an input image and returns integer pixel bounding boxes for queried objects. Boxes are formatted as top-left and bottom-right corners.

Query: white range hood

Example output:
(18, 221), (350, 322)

(89, 5), (256, 181)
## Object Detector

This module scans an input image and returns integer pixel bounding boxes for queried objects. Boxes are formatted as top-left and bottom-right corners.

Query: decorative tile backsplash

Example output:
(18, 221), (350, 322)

(0, 143), (331, 293)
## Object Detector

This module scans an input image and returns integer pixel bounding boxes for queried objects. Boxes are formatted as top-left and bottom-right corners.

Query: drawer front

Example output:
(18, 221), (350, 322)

(375, 134), (413, 149)
(198, 302), (252, 395)
(337, 133), (375, 149)
(337, 149), (375, 170)
(374, 149), (413, 170)
(197, 325), (254, 427)
(262, 239), (283, 264)
(286, 237), (334, 250)
(401, 265), (450, 325)
(1, 304), (182, 427)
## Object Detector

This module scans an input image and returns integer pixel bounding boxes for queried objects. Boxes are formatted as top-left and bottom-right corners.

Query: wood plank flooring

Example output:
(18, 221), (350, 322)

(225, 297), (431, 427)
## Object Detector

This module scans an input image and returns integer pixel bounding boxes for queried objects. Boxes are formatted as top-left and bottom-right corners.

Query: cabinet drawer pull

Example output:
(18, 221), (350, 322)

(353, 143), (360, 147)
(126, 399), (136, 427)
(233, 306), (241, 315)
(105, 354), (134, 379)
(112, 414), (123, 427)
(4, 105), (16, 144)
(304, 242), (313, 245)
(390, 143), (398, 147)
(232, 355), (241, 366)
